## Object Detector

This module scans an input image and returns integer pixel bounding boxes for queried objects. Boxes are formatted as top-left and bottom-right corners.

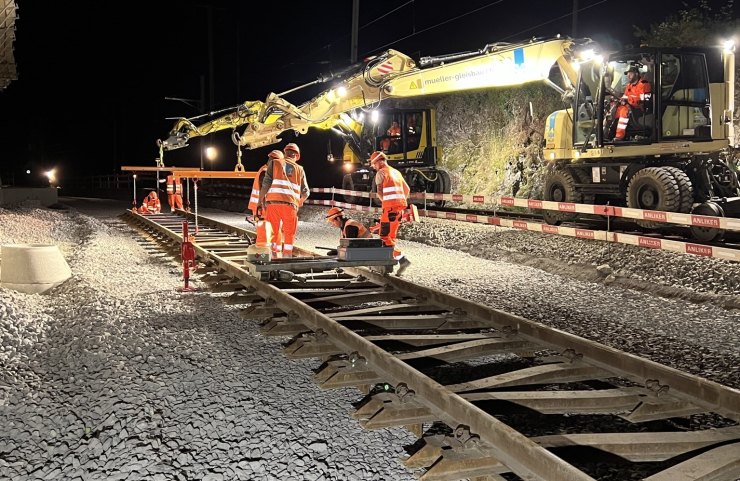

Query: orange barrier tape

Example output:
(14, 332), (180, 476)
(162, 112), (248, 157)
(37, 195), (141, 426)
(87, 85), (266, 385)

(305, 198), (740, 263)
(309, 187), (740, 232)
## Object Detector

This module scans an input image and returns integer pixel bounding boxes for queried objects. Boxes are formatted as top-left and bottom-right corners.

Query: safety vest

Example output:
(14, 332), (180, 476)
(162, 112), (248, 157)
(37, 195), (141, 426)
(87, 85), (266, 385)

(143, 195), (161, 213)
(624, 78), (651, 110)
(254, 219), (273, 247)
(166, 175), (182, 195)
(388, 125), (401, 137)
(343, 219), (371, 238)
(265, 158), (304, 207)
(379, 166), (409, 209)
(249, 165), (267, 212)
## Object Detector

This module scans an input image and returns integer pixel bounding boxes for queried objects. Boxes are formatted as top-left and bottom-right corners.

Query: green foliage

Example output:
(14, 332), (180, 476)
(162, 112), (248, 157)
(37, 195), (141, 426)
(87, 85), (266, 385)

(635, 0), (740, 47)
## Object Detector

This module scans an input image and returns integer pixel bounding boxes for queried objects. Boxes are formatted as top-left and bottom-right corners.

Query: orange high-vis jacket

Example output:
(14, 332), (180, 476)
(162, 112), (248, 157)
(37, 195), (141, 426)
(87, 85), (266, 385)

(624, 78), (651, 110)
(166, 175), (182, 194)
(378, 166), (409, 209)
(387, 125), (401, 136)
(265, 158), (305, 207)
(249, 165), (267, 214)
(141, 194), (161, 213)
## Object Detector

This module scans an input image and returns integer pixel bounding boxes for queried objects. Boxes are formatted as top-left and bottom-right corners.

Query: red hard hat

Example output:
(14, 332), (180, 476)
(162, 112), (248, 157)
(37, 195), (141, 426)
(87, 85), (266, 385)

(369, 151), (386, 166)
(268, 150), (284, 160)
(284, 143), (300, 160)
(326, 207), (344, 222)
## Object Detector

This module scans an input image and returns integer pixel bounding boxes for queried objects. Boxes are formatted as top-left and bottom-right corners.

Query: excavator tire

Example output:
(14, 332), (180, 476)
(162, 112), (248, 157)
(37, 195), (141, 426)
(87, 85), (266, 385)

(661, 166), (694, 214)
(543, 169), (582, 225)
(432, 170), (451, 207)
(573, 169), (595, 205)
(626, 167), (681, 228)
(342, 175), (360, 205)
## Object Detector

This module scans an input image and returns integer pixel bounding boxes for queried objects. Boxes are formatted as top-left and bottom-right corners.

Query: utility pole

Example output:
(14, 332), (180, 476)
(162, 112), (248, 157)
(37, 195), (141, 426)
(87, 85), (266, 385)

(572, 0), (578, 37)
(351, 0), (360, 63)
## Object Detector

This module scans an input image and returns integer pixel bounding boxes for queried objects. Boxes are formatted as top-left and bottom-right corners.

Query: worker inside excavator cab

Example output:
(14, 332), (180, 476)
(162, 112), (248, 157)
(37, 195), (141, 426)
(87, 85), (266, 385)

(603, 56), (654, 142)
(379, 116), (403, 154)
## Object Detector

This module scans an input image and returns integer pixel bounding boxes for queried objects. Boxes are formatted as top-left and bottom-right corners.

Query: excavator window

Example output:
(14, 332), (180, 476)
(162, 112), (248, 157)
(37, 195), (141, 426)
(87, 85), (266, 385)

(602, 56), (656, 143)
(404, 112), (423, 152)
(574, 61), (599, 146)
(659, 53), (711, 139)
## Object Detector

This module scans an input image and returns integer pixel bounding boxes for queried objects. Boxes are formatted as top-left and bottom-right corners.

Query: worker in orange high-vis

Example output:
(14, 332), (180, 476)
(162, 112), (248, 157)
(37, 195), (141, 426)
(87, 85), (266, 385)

(165, 174), (184, 212)
(138, 191), (161, 214)
(248, 151), (284, 250)
(614, 65), (652, 141)
(258, 143), (309, 258)
(326, 207), (372, 239)
(369, 151), (411, 276)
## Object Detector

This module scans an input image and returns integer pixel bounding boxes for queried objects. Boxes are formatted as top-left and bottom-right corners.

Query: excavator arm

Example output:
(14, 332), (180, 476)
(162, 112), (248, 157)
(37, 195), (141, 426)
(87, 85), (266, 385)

(160, 37), (598, 153)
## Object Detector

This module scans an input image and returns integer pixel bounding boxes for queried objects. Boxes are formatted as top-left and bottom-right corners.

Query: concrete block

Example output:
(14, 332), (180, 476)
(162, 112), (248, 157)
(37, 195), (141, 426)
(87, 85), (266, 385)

(1, 244), (72, 294)
(0, 187), (58, 207)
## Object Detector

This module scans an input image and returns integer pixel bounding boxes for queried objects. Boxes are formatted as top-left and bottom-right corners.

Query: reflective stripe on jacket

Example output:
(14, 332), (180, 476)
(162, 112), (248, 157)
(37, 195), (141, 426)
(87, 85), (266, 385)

(166, 175), (182, 194)
(378, 166), (409, 209)
(624, 78), (651, 110)
(265, 159), (304, 207)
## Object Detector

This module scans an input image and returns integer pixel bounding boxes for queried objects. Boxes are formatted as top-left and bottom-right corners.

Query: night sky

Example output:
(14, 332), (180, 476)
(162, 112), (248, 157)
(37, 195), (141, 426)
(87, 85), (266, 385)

(0, 0), (728, 187)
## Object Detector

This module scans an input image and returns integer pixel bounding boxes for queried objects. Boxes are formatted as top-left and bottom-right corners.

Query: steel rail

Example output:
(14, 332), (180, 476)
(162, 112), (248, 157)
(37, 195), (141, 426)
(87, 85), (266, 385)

(123, 210), (740, 480)
(164, 209), (740, 421)
(124, 211), (596, 481)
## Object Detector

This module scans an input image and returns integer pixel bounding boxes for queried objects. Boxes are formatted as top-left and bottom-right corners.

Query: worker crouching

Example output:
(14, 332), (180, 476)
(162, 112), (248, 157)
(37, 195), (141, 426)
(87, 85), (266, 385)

(138, 191), (161, 214)
(326, 207), (371, 239)
(258, 144), (310, 258)
(369, 151), (411, 276)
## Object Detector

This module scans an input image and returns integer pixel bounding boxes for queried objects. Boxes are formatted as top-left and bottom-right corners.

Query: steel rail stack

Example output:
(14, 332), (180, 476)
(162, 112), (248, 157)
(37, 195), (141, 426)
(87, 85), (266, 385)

(122, 210), (740, 481)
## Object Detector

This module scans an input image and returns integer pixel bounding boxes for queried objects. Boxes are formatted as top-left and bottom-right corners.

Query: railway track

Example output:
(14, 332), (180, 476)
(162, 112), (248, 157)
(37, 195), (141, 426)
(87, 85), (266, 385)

(122, 210), (740, 481)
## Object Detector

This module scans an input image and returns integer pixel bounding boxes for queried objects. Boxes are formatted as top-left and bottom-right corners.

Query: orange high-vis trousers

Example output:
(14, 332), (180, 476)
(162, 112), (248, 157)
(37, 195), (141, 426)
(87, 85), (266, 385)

(167, 194), (183, 210)
(266, 203), (297, 256)
(255, 220), (274, 247)
(379, 206), (404, 258)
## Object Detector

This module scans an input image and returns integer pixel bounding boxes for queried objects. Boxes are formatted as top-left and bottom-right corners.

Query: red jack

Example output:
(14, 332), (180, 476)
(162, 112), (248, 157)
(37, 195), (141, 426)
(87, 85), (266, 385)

(178, 221), (197, 292)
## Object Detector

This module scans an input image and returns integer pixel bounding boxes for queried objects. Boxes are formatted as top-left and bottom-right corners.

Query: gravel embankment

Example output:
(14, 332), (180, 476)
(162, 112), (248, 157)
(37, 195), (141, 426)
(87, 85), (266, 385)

(0, 199), (416, 481)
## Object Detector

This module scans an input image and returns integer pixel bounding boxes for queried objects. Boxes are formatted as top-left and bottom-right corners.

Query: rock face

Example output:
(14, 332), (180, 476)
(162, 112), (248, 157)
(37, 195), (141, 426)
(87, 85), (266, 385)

(0, 199), (416, 481)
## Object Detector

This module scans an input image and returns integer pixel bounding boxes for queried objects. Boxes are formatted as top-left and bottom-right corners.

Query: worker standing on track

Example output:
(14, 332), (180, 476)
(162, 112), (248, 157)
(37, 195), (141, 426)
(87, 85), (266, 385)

(137, 191), (161, 214)
(258, 143), (309, 258)
(248, 152), (283, 252)
(369, 151), (411, 276)
(165, 174), (184, 212)
(326, 207), (372, 239)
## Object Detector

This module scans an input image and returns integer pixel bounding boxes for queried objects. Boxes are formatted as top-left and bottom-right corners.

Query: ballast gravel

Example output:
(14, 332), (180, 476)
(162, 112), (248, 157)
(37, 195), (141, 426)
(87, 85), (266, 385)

(0, 199), (416, 481)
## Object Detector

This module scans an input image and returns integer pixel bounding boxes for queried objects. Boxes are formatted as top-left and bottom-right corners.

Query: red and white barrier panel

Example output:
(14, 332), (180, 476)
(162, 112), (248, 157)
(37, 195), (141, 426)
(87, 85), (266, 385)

(305, 198), (740, 263)
(310, 187), (740, 233)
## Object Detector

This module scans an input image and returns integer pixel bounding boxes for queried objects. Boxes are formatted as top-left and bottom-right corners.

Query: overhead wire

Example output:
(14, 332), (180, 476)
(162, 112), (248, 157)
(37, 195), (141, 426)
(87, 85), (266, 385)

(496, 0), (608, 41)
(280, 1), (415, 70)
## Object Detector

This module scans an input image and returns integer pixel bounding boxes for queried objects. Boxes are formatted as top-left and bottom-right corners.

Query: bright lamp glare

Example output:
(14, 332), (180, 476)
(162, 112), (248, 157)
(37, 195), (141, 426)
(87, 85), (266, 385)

(206, 147), (217, 160)
(371, 110), (379, 123)
(343, 163), (352, 171)
(724, 39), (735, 52)
(580, 49), (594, 60)
(45, 170), (53, 179)
(26, 170), (30, 174)
(336, 86), (347, 97)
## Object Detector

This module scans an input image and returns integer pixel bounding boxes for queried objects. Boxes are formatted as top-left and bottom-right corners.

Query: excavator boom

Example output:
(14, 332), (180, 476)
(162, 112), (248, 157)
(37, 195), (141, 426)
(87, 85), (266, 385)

(160, 37), (598, 152)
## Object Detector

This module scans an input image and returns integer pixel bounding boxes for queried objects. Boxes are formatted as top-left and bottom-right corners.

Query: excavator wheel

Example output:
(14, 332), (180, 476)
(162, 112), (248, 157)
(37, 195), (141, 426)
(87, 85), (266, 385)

(626, 167), (680, 228)
(342, 175), (360, 205)
(661, 166), (695, 214)
(543, 169), (582, 225)
(433, 170), (451, 207)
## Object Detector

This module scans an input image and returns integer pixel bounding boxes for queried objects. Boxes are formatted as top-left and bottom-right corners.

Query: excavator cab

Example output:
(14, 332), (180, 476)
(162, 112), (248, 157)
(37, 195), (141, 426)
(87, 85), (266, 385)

(572, 48), (720, 149)
(369, 109), (440, 167)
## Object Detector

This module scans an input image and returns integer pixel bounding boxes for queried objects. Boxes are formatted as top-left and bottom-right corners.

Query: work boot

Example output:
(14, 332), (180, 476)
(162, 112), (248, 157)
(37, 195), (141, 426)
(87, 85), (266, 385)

(396, 256), (411, 277)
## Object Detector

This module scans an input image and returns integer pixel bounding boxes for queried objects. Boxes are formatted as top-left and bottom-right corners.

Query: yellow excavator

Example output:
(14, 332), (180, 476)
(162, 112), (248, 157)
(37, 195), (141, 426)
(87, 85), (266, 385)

(161, 36), (736, 240)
